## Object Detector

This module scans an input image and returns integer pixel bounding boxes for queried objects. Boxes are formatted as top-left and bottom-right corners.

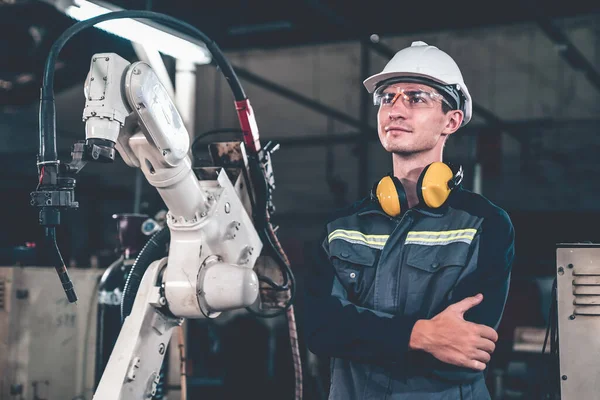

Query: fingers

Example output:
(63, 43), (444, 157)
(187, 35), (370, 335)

(473, 350), (491, 364)
(477, 325), (499, 342)
(469, 359), (487, 371)
(476, 338), (496, 354)
(451, 294), (483, 315)
(454, 356), (487, 371)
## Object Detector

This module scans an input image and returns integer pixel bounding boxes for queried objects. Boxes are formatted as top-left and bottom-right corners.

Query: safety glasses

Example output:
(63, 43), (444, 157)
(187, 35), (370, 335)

(374, 87), (452, 110)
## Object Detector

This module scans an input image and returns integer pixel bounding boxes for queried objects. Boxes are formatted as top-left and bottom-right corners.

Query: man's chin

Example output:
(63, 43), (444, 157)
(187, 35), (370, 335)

(382, 143), (412, 154)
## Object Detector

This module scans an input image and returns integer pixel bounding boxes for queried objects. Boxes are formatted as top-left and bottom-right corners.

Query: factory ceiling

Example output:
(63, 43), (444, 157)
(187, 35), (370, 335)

(0, 0), (598, 107)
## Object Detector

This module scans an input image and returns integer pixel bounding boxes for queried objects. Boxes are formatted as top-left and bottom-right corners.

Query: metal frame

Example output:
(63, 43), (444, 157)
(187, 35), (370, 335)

(556, 244), (600, 400)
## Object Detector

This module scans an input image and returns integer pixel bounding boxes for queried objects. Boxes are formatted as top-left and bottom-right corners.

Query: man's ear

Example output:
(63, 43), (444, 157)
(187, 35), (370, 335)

(442, 110), (464, 135)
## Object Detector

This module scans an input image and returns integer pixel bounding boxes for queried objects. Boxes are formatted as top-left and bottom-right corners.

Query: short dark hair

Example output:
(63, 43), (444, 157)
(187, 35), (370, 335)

(441, 101), (453, 114)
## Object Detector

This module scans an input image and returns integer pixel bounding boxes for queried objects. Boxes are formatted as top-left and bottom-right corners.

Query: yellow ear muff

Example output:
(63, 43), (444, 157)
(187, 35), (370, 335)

(419, 162), (454, 208)
(376, 175), (407, 217)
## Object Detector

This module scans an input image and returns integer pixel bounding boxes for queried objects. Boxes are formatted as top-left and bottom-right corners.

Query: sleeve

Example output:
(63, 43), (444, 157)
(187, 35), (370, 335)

(303, 235), (419, 365)
(424, 209), (516, 382)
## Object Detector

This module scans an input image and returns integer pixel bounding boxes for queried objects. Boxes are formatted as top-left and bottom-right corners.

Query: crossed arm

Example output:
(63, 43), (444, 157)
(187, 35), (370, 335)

(303, 210), (515, 382)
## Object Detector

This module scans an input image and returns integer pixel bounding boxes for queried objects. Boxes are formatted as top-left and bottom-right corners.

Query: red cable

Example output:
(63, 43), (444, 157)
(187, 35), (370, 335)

(39, 166), (45, 186)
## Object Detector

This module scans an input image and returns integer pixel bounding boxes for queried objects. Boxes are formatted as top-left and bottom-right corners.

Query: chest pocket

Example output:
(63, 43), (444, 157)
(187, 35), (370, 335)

(402, 241), (471, 317)
(328, 238), (380, 305)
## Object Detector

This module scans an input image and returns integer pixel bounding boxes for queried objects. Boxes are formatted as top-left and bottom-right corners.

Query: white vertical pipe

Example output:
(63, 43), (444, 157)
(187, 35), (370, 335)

(172, 59), (197, 400)
(473, 162), (483, 195)
(175, 59), (197, 143)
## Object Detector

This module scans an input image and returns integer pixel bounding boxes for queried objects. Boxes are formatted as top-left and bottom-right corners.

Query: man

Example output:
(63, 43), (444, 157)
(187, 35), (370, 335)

(304, 41), (515, 399)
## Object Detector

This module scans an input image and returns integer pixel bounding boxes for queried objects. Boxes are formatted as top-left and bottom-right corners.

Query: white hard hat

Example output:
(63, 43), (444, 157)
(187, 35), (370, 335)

(363, 41), (472, 126)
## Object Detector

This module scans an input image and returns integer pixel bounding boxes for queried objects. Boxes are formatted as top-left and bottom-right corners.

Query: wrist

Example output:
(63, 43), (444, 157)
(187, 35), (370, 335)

(409, 319), (430, 351)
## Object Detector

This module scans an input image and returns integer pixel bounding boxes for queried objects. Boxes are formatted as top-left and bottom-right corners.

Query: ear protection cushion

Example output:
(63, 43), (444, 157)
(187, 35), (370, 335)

(418, 162), (454, 208)
(375, 175), (408, 217)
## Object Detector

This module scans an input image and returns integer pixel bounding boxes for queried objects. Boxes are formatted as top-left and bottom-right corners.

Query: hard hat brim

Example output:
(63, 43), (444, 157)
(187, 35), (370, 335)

(363, 71), (451, 93)
(363, 71), (472, 126)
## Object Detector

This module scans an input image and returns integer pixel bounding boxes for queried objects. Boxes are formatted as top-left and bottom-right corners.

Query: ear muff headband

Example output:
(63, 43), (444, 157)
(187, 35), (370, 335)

(418, 161), (454, 208)
(375, 162), (461, 217)
(376, 175), (407, 217)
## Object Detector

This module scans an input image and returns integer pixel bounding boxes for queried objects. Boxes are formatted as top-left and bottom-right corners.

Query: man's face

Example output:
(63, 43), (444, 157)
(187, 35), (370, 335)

(376, 82), (459, 155)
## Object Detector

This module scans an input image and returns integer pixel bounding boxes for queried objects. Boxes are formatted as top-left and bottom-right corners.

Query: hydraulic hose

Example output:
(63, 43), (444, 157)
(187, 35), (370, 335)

(121, 226), (170, 321)
(120, 227), (170, 400)
(45, 227), (77, 303)
(40, 10), (301, 399)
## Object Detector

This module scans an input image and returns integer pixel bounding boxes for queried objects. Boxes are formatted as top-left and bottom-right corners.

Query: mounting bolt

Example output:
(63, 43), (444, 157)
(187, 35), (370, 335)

(158, 297), (167, 306)
(558, 267), (564, 275)
(562, 375), (568, 380)
(568, 264), (574, 269)
(569, 314), (576, 320)
(225, 202), (231, 214)
(158, 343), (165, 355)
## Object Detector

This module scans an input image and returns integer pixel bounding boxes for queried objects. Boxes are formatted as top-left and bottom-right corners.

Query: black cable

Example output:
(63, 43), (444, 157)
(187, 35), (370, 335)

(191, 128), (244, 164)
(45, 227), (78, 303)
(40, 9), (297, 318)
(191, 128), (293, 295)
(94, 255), (124, 388)
(540, 278), (558, 399)
(245, 230), (296, 319)
(42, 11), (245, 99)
(542, 278), (557, 355)
(121, 227), (170, 321)
(258, 274), (289, 291)
(40, 10), (246, 164)
(245, 155), (296, 318)
(191, 128), (244, 153)
(119, 228), (170, 400)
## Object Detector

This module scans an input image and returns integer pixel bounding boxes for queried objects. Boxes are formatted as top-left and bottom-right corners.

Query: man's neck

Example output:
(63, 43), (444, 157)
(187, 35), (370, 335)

(392, 150), (443, 209)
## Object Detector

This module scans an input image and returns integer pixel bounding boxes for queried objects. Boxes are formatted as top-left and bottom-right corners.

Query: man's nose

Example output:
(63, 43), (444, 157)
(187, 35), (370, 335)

(388, 99), (410, 119)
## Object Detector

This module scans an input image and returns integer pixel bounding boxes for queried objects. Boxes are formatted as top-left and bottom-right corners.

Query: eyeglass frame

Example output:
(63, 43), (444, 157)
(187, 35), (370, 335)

(374, 85), (454, 111)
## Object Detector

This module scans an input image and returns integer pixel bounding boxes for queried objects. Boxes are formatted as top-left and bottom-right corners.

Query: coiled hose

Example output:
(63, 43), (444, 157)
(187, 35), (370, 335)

(121, 227), (171, 399)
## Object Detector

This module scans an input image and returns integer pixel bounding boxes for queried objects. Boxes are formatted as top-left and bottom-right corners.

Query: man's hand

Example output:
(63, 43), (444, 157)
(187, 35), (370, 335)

(408, 294), (498, 371)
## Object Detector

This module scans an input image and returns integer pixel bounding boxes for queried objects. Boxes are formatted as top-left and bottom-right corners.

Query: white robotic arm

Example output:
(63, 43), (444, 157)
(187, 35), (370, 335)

(85, 53), (262, 399)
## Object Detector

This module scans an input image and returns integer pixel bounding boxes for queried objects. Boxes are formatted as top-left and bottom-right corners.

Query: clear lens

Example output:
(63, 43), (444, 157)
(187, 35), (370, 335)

(374, 87), (451, 109)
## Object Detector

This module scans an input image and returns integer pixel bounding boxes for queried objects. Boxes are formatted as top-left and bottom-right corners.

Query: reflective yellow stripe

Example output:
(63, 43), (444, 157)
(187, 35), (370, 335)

(328, 229), (389, 241)
(405, 235), (475, 243)
(329, 233), (387, 245)
(406, 228), (477, 237)
(405, 228), (477, 245)
(328, 229), (389, 247)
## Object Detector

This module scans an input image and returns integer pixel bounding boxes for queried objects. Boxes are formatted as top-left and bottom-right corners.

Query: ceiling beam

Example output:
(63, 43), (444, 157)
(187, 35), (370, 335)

(525, 2), (600, 93)
(232, 65), (376, 133)
(367, 41), (521, 143)
(303, 0), (522, 143)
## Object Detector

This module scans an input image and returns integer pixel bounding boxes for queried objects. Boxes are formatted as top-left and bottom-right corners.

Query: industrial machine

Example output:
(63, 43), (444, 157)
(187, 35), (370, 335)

(29, 11), (300, 400)
(0, 267), (102, 400)
(95, 213), (164, 393)
(554, 244), (600, 399)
